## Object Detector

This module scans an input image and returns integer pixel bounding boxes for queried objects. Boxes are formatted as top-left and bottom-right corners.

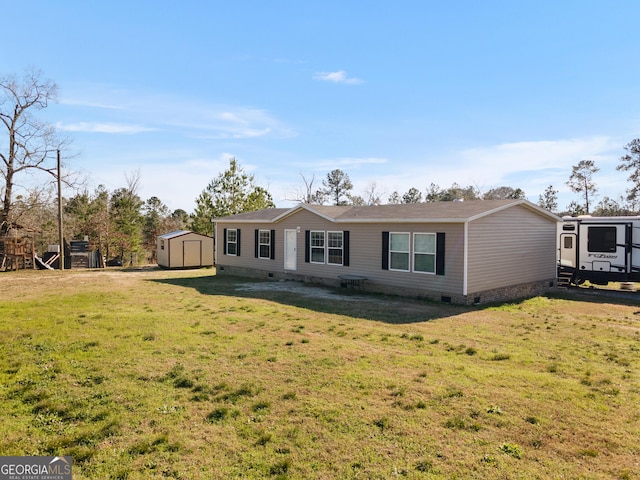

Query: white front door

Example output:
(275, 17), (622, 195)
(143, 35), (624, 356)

(284, 229), (297, 270)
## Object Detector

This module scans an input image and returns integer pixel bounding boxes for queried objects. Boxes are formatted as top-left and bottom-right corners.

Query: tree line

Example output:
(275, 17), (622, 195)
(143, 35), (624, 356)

(3, 69), (640, 264)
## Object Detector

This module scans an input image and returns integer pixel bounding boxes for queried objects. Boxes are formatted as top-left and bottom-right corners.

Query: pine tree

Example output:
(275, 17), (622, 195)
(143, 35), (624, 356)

(191, 158), (275, 235)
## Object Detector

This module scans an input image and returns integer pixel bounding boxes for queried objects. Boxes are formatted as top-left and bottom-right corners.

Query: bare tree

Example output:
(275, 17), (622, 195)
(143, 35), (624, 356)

(0, 68), (70, 235)
(125, 169), (142, 197)
(362, 181), (384, 205)
(286, 172), (326, 204)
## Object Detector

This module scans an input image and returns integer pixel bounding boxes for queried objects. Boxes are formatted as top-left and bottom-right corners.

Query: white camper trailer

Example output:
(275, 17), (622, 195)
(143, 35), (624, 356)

(558, 215), (640, 286)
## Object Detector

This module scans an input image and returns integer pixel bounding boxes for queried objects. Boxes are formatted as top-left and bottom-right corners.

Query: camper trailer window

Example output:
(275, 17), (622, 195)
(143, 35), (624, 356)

(563, 236), (573, 249)
(587, 226), (616, 253)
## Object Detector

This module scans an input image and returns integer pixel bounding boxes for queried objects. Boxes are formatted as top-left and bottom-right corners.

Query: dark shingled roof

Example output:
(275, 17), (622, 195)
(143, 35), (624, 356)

(213, 208), (290, 222)
(214, 199), (559, 224)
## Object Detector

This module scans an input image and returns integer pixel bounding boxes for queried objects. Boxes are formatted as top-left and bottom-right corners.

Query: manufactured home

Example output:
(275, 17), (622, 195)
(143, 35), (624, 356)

(558, 215), (640, 286)
(214, 199), (560, 305)
(157, 230), (214, 269)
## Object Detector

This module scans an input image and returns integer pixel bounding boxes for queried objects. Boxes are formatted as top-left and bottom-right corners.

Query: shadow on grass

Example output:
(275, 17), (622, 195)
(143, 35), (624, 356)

(548, 285), (640, 309)
(150, 274), (472, 324)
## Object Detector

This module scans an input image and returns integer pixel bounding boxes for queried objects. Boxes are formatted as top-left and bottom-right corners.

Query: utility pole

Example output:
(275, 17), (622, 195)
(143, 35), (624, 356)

(57, 149), (64, 270)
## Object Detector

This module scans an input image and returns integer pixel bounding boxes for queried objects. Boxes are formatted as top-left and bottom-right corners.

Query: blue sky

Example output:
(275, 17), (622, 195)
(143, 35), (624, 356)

(2, 1), (639, 212)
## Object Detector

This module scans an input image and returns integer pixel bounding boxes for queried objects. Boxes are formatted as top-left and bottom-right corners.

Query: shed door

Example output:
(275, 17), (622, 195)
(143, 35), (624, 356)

(183, 240), (202, 267)
(284, 229), (297, 271)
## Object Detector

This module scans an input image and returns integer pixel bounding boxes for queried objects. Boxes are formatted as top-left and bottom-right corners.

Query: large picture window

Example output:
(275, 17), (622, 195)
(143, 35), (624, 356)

(383, 231), (445, 275)
(305, 230), (350, 266)
(414, 233), (436, 273)
(258, 230), (271, 259)
(389, 232), (410, 271)
(310, 231), (325, 263)
(327, 231), (343, 265)
(226, 229), (238, 256)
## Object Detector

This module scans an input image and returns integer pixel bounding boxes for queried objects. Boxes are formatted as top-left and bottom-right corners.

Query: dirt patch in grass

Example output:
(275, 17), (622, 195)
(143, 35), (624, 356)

(235, 280), (409, 305)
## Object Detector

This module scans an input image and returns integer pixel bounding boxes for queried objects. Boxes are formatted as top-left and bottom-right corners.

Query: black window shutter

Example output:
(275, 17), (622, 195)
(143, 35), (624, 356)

(270, 230), (276, 260)
(382, 231), (389, 270)
(304, 230), (310, 263)
(343, 231), (350, 266)
(223, 228), (227, 255)
(254, 229), (259, 258)
(436, 232), (446, 275)
(237, 229), (241, 256)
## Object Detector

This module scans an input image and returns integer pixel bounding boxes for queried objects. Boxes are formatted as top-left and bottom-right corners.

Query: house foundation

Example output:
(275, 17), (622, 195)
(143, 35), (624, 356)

(216, 265), (555, 305)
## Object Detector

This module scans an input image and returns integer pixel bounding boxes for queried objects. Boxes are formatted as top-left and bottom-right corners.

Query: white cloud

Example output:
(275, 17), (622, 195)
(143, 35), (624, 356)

(450, 136), (624, 198)
(336, 136), (626, 207)
(58, 122), (155, 134)
(59, 97), (124, 110)
(457, 136), (615, 174)
(313, 70), (363, 85)
(58, 84), (295, 140)
(178, 106), (294, 139)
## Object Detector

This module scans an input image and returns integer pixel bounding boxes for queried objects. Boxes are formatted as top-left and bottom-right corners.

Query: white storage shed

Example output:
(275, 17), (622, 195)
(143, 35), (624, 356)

(157, 230), (214, 269)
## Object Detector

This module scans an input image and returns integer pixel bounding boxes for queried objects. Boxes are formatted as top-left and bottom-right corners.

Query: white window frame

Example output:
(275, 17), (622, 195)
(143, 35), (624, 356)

(226, 229), (238, 256)
(327, 231), (344, 266)
(389, 232), (410, 272)
(413, 232), (436, 274)
(258, 229), (271, 259)
(310, 230), (325, 264)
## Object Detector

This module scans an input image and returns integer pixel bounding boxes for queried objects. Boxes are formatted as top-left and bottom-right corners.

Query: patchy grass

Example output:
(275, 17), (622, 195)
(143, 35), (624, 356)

(0, 268), (639, 478)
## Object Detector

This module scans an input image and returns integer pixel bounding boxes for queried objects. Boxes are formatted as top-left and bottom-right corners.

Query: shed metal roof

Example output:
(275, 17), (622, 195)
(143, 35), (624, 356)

(158, 230), (212, 240)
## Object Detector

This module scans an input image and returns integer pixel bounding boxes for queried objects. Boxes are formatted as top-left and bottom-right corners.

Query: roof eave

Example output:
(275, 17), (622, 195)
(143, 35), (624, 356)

(213, 219), (276, 224)
(332, 217), (468, 224)
(466, 199), (561, 222)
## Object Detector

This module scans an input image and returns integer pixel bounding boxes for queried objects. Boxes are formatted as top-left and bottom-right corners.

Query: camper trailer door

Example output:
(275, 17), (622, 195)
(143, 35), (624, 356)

(559, 231), (577, 268)
(578, 222), (629, 274)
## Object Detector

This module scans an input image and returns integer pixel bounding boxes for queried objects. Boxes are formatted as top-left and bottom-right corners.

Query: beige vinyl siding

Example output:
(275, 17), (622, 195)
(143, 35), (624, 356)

(466, 205), (557, 293)
(217, 222), (280, 270)
(344, 222), (465, 295)
(216, 211), (466, 295)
